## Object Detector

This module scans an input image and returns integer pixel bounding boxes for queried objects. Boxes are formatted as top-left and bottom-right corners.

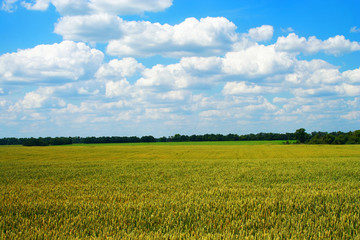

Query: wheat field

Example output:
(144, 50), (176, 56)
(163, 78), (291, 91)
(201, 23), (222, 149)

(1, 143), (360, 239)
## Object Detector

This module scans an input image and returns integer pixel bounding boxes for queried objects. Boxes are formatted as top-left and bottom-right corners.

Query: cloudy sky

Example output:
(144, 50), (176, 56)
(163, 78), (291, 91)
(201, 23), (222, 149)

(0, 0), (359, 137)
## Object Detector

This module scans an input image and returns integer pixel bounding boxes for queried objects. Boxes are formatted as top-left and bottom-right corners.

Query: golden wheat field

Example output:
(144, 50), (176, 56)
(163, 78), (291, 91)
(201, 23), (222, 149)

(1, 143), (360, 239)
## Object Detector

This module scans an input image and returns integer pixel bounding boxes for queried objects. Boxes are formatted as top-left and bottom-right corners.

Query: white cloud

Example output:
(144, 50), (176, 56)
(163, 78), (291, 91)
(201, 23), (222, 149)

(172, 17), (237, 47)
(106, 17), (238, 57)
(199, 110), (223, 118)
(246, 25), (274, 42)
(88, 0), (173, 15)
(0, 41), (103, 82)
(142, 108), (172, 120)
(275, 33), (360, 55)
(55, 16), (237, 57)
(179, 56), (222, 73)
(222, 82), (280, 95)
(343, 68), (360, 83)
(335, 84), (360, 97)
(291, 87), (332, 97)
(346, 97), (360, 108)
(21, 92), (50, 109)
(341, 111), (360, 120)
(78, 88), (98, 95)
(21, 112), (47, 121)
(291, 83), (360, 98)
(9, 85), (70, 111)
(95, 58), (144, 79)
(22, 0), (50, 10)
(20, 0), (173, 15)
(323, 35), (360, 55)
(285, 59), (340, 85)
(281, 27), (294, 33)
(244, 97), (277, 112)
(2, 0), (18, 11)
(48, 0), (90, 15)
(308, 69), (342, 85)
(0, 100), (7, 109)
(136, 63), (191, 89)
(350, 26), (360, 33)
(157, 90), (188, 101)
(11, 88), (54, 110)
(272, 97), (350, 126)
(222, 44), (295, 77)
(105, 79), (132, 98)
(135, 56), (224, 90)
(55, 13), (123, 42)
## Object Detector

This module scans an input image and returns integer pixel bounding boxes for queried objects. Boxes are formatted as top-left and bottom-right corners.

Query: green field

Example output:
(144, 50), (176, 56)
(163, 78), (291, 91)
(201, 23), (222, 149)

(1, 143), (360, 239)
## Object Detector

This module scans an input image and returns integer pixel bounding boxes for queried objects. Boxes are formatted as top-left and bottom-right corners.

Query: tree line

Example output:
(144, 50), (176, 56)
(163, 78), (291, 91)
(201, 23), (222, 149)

(295, 128), (360, 144)
(0, 129), (359, 146)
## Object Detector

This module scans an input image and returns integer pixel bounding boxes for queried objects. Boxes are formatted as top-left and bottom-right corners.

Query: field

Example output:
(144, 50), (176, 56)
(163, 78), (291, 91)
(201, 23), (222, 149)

(1, 143), (360, 239)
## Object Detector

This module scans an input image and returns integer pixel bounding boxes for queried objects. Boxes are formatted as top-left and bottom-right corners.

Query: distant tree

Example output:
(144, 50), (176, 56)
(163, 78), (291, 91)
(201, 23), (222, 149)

(22, 137), (48, 146)
(141, 136), (156, 142)
(226, 134), (239, 141)
(323, 134), (335, 144)
(159, 136), (167, 142)
(347, 130), (360, 144)
(189, 135), (198, 141)
(171, 134), (182, 142)
(294, 128), (309, 143)
(333, 135), (347, 144)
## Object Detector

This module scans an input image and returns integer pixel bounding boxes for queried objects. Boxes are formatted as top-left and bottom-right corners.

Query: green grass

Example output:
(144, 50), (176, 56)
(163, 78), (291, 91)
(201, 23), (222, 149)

(1, 144), (360, 239)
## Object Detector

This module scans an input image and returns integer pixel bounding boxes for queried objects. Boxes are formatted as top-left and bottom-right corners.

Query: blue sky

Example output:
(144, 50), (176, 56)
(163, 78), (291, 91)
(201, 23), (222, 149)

(0, 0), (359, 137)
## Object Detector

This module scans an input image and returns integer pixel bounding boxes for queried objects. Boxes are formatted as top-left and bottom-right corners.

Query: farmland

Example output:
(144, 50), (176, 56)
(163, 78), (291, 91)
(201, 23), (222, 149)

(1, 143), (360, 239)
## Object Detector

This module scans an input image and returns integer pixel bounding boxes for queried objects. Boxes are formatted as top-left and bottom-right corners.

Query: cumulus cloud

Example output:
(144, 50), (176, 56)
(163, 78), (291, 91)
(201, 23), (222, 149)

(291, 87), (334, 97)
(134, 55), (225, 91)
(244, 97), (277, 112)
(0, 41), (103, 82)
(275, 33), (360, 55)
(335, 84), (360, 97)
(9, 86), (68, 111)
(157, 90), (188, 101)
(54, 13), (124, 42)
(222, 82), (280, 95)
(180, 56), (222, 74)
(106, 17), (238, 57)
(136, 63), (192, 89)
(88, 0), (173, 15)
(105, 79), (132, 98)
(22, 0), (50, 10)
(285, 59), (340, 85)
(222, 44), (295, 77)
(246, 25), (274, 42)
(18, 92), (50, 109)
(96, 58), (145, 79)
(343, 68), (360, 83)
(20, 0), (173, 15)
(306, 68), (342, 85)
(55, 16), (238, 57)
(291, 83), (360, 98)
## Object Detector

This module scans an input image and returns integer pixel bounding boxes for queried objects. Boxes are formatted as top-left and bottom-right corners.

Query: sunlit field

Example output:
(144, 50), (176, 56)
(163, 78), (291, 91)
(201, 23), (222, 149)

(1, 143), (360, 239)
